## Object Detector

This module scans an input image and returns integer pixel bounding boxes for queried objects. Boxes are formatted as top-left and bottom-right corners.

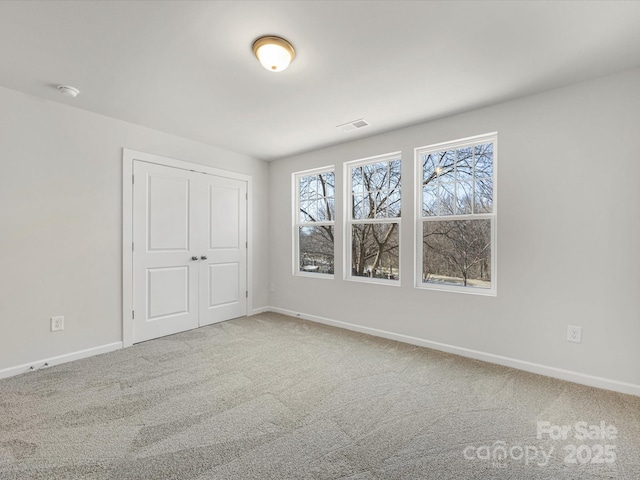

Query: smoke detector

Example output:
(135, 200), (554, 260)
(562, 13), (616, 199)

(337, 118), (370, 133)
(57, 85), (80, 98)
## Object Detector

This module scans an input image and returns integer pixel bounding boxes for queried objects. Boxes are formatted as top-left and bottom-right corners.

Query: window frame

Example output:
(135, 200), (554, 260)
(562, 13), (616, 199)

(344, 152), (402, 286)
(292, 165), (336, 279)
(414, 133), (497, 296)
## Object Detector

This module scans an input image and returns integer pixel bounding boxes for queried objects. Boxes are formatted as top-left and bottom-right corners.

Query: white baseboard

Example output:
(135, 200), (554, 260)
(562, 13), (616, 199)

(0, 342), (123, 380)
(251, 306), (272, 315)
(265, 307), (640, 397)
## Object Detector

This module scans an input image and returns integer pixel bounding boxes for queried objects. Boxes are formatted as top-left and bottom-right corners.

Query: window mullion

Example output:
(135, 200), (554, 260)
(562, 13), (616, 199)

(453, 148), (458, 216)
(471, 146), (476, 215)
(349, 218), (400, 225)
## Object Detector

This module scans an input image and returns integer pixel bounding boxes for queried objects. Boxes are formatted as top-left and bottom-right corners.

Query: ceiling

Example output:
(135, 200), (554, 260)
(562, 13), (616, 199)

(1, 1), (639, 161)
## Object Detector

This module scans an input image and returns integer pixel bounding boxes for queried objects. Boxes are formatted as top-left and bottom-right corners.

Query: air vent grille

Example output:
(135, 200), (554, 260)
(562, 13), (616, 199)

(337, 118), (370, 132)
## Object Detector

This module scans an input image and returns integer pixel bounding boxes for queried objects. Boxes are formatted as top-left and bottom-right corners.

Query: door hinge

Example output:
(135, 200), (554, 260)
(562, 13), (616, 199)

(132, 175), (135, 184)
(132, 242), (134, 251)
(246, 241), (248, 249)
(132, 310), (135, 319)
(245, 291), (248, 298)
(245, 193), (248, 200)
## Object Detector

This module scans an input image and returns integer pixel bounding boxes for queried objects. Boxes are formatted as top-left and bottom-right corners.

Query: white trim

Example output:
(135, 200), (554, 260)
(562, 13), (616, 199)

(265, 307), (640, 397)
(343, 152), (402, 285)
(122, 148), (253, 348)
(349, 217), (399, 225)
(296, 271), (335, 280)
(344, 274), (401, 287)
(346, 150), (402, 168)
(292, 166), (336, 278)
(415, 132), (499, 154)
(123, 150), (134, 347)
(293, 164), (336, 177)
(0, 342), (123, 380)
(291, 170), (297, 276)
(251, 306), (272, 315)
(414, 133), (497, 296)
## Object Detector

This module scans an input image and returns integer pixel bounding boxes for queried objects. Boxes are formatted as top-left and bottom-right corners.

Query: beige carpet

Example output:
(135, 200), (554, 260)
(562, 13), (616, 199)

(0, 312), (638, 479)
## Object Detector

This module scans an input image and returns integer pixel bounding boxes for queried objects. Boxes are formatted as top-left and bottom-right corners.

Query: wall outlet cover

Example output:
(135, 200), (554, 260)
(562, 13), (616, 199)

(51, 316), (64, 332)
(567, 325), (582, 343)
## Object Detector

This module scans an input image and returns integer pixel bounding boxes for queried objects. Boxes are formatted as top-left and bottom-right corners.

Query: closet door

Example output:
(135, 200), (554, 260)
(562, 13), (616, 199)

(132, 161), (199, 343)
(132, 161), (248, 343)
(198, 174), (247, 326)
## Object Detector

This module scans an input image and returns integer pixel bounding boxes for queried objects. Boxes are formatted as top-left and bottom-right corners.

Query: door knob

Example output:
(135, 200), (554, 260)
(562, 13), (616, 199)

(191, 256), (199, 261)
(200, 255), (208, 260)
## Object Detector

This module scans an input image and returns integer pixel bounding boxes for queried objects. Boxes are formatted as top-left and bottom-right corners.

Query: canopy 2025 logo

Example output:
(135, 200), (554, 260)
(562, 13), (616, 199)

(537, 421), (617, 465)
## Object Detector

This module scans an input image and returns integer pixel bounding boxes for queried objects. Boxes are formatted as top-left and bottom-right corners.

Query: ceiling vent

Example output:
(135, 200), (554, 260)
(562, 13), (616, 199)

(337, 118), (370, 133)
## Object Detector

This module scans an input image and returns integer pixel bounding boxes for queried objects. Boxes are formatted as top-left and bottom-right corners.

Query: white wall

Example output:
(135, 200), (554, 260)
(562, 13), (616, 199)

(269, 67), (640, 393)
(0, 86), (269, 372)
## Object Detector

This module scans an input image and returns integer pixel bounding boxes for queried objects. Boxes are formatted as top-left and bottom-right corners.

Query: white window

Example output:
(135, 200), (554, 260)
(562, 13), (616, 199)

(293, 167), (335, 276)
(345, 153), (401, 284)
(416, 133), (496, 295)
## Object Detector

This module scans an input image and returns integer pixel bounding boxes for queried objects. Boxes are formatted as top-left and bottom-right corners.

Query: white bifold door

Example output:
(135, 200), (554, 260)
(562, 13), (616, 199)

(132, 161), (247, 343)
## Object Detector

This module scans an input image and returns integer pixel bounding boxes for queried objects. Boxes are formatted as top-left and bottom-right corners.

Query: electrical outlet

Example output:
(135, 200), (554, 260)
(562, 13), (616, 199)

(567, 325), (582, 343)
(51, 316), (64, 332)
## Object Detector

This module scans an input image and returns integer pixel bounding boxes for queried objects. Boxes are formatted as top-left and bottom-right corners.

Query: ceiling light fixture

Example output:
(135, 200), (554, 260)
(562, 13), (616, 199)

(252, 36), (295, 72)
(57, 85), (80, 98)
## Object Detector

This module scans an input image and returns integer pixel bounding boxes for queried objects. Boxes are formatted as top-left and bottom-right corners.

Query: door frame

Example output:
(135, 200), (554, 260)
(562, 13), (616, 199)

(122, 148), (253, 348)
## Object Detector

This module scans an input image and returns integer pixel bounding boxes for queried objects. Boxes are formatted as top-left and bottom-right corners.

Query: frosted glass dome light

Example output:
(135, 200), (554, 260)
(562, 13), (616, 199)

(252, 36), (295, 72)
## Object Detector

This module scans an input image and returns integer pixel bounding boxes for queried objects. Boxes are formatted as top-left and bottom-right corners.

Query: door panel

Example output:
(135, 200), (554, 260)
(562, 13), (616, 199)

(208, 185), (239, 249)
(133, 162), (199, 343)
(147, 175), (190, 251)
(199, 176), (247, 326)
(208, 263), (240, 307)
(147, 266), (190, 319)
